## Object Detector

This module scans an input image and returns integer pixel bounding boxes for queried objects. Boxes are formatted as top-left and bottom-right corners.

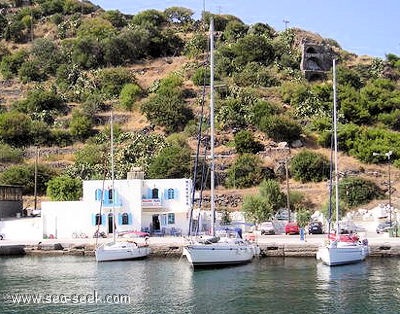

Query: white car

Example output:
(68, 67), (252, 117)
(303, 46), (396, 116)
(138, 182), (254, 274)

(259, 222), (275, 235)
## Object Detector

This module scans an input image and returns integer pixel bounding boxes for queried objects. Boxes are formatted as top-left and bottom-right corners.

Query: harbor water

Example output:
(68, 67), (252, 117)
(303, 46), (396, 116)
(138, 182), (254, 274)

(0, 255), (399, 314)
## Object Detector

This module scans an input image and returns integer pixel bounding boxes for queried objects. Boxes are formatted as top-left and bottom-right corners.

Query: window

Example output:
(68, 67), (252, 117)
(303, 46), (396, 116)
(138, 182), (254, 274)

(95, 189), (102, 200)
(168, 213), (175, 224)
(160, 214), (167, 225)
(167, 188), (175, 199)
(122, 213), (129, 225)
(152, 188), (159, 199)
(108, 189), (113, 200)
(95, 213), (102, 225)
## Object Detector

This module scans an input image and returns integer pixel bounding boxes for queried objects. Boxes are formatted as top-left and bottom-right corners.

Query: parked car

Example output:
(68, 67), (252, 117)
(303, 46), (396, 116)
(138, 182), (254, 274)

(308, 221), (323, 234)
(259, 222), (275, 235)
(376, 221), (392, 234)
(285, 222), (300, 235)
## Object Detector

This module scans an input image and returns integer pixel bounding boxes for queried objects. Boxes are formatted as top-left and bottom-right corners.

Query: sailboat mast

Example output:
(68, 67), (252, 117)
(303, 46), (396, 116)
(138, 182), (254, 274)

(111, 111), (116, 243)
(209, 18), (215, 237)
(333, 59), (340, 234)
(34, 146), (38, 212)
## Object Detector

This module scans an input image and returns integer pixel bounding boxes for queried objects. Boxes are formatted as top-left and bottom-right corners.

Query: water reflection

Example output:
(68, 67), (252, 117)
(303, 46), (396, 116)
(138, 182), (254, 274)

(1, 256), (400, 314)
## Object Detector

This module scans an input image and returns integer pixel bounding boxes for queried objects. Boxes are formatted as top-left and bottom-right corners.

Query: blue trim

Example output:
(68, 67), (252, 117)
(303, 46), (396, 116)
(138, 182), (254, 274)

(118, 213), (122, 225)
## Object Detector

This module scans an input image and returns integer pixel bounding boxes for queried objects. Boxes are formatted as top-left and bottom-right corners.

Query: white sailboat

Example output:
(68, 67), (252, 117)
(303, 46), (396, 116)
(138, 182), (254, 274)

(95, 113), (151, 262)
(182, 19), (259, 268)
(316, 59), (369, 266)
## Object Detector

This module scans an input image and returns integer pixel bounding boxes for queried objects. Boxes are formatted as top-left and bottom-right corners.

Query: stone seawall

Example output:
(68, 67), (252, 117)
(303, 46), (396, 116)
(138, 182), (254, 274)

(1, 241), (399, 258)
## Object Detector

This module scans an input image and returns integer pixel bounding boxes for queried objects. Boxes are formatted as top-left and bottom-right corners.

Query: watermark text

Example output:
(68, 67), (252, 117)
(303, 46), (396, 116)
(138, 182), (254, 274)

(2, 290), (130, 305)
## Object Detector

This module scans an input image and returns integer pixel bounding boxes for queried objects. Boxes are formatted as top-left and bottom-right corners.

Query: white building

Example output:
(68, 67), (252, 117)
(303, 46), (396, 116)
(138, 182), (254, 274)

(41, 171), (192, 239)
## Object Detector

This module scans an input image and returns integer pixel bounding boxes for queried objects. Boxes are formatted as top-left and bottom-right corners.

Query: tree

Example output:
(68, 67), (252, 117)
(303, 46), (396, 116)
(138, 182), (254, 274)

(0, 50), (27, 79)
(217, 97), (252, 130)
(46, 175), (83, 201)
(232, 34), (275, 67)
(100, 10), (128, 28)
(141, 89), (193, 133)
(290, 150), (330, 183)
(234, 130), (263, 154)
(12, 87), (68, 124)
(242, 179), (286, 223)
(0, 111), (32, 146)
(131, 9), (167, 27)
(0, 163), (56, 195)
(96, 67), (136, 98)
(119, 83), (143, 110)
(223, 21), (248, 42)
(147, 143), (192, 179)
(339, 177), (384, 209)
(242, 195), (270, 223)
(225, 154), (264, 188)
(69, 109), (94, 141)
(296, 208), (312, 229)
(77, 18), (116, 40)
(258, 115), (302, 142)
(164, 7), (194, 25)
(0, 143), (23, 163)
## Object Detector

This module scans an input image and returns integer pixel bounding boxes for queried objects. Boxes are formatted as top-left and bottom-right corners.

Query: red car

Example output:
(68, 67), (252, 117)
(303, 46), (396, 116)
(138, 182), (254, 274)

(285, 222), (300, 235)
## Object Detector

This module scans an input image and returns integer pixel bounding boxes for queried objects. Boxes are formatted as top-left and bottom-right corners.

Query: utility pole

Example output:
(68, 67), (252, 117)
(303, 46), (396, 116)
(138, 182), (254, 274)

(285, 158), (291, 222)
(283, 19), (290, 30)
(34, 146), (38, 212)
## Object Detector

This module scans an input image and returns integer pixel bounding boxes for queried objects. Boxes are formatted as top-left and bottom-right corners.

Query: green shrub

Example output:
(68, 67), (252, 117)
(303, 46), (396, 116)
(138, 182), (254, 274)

(339, 177), (384, 209)
(119, 83), (143, 111)
(192, 67), (210, 86)
(69, 109), (94, 141)
(96, 67), (136, 98)
(0, 163), (56, 195)
(290, 150), (330, 183)
(0, 111), (33, 147)
(258, 115), (302, 142)
(46, 175), (83, 201)
(234, 130), (263, 154)
(225, 153), (264, 188)
(0, 143), (23, 163)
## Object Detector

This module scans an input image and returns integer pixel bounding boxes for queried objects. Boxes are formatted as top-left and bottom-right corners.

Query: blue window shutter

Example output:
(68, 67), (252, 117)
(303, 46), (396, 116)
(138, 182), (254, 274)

(174, 189), (178, 199)
(101, 214), (106, 226)
(114, 191), (118, 205)
(91, 214), (96, 226)
(163, 189), (167, 199)
(147, 188), (152, 199)
(118, 213), (122, 225)
(103, 191), (108, 205)
(95, 189), (102, 200)
(128, 213), (132, 225)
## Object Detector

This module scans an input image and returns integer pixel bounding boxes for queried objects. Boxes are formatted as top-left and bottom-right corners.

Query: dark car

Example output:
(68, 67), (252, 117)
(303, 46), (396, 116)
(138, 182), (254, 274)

(376, 221), (392, 234)
(308, 221), (323, 234)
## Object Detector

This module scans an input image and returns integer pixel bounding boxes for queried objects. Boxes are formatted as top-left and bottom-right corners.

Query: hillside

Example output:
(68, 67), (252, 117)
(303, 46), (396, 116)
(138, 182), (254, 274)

(0, 1), (399, 214)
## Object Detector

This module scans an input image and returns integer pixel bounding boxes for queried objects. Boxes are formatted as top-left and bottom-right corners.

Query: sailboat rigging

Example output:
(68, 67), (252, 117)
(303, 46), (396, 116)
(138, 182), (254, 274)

(95, 112), (151, 262)
(316, 59), (369, 266)
(182, 18), (259, 268)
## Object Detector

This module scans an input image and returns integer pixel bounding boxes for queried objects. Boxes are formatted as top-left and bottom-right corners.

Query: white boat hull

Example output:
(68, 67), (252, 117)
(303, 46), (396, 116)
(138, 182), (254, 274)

(316, 241), (369, 266)
(183, 241), (259, 268)
(95, 241), (151, 262)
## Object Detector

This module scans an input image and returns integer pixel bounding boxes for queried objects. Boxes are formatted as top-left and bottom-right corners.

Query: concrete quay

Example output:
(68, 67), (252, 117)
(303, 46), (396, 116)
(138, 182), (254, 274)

(1, 232), (400, 258)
